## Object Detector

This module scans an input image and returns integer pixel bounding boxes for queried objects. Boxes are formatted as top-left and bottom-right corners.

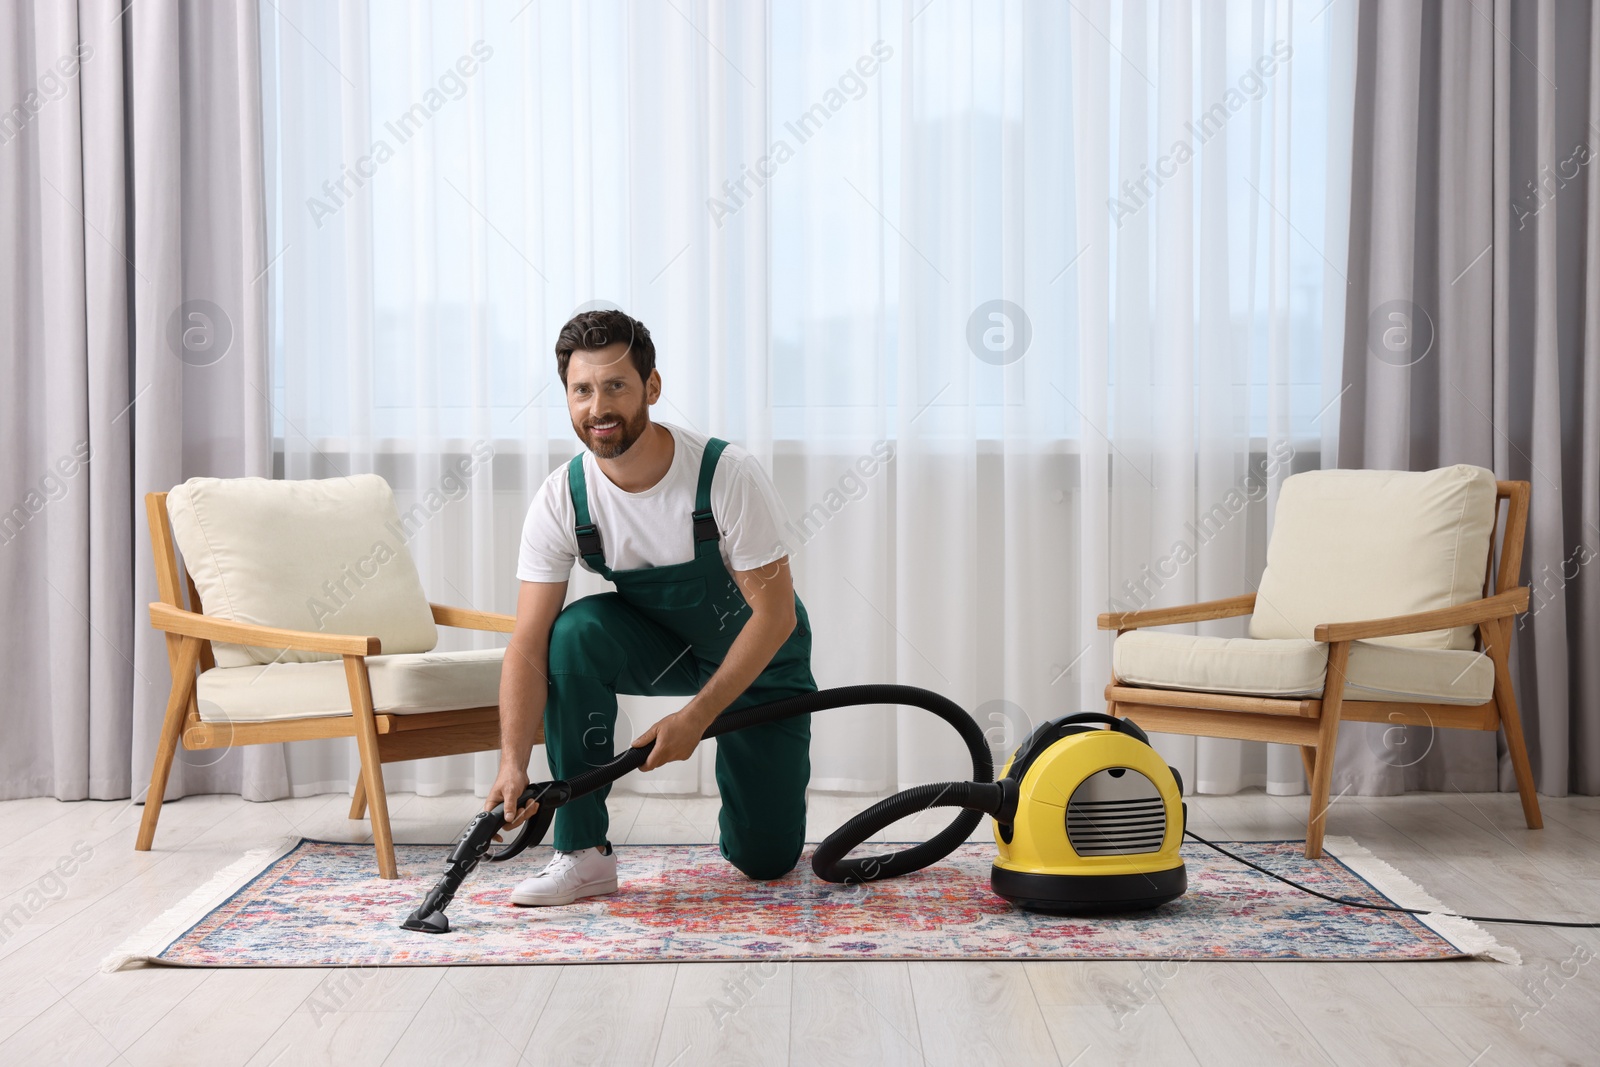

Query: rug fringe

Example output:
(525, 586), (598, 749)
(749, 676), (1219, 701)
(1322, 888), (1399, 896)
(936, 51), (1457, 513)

(99, 834), (304, 972)
(1324, 835), (1520, 965)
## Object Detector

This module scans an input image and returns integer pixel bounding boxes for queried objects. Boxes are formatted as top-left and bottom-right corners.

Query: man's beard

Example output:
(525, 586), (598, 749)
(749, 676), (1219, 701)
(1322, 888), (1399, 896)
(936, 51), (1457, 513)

(576, 404), (650, 459)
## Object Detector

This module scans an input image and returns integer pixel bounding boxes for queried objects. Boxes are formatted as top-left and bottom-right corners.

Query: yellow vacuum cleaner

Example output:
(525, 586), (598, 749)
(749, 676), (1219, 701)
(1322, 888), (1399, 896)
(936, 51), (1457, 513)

(406, 688), (1187, 932)
(990, 712), (1187, 912)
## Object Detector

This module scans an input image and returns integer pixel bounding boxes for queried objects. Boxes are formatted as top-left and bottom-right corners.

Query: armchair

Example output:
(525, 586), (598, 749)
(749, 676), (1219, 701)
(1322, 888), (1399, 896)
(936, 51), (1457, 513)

(139, 474), (517, 879)
(1099, 466), (1539, 858)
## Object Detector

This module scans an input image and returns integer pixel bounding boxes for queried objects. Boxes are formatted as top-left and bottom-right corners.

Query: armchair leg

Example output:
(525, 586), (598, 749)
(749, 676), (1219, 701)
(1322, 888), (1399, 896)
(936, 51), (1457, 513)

(1305, 641), (1352, 859)
(344, 655), (397, 879)
(348, 777), (368, 821)
(1304, 749), (1337, 860)
(137, 636), (201, 851)
(1486, 619), (1543, 829)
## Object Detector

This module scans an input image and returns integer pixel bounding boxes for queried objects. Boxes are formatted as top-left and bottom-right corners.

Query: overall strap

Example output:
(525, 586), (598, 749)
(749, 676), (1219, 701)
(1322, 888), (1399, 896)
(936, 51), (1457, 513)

(693, 439), (729, 555)
(566, 454), (610, 575)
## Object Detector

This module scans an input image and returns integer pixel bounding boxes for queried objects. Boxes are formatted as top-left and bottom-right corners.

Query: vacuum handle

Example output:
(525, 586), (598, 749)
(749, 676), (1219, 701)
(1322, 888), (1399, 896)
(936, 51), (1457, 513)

(485, 780), (573, 863)
(1056, 712), (1150, 744)
(449, 809), (505, 864)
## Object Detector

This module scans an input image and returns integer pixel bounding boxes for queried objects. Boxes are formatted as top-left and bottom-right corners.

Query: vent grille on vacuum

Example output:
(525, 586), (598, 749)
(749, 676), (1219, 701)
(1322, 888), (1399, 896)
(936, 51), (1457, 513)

(1065, 769), (1167, 855)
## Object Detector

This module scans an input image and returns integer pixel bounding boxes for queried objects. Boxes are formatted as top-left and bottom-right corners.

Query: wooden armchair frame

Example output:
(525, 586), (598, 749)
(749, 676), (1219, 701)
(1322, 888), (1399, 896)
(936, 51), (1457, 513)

(138, 491), (515, 879)
(1099, 481), (1540, 858)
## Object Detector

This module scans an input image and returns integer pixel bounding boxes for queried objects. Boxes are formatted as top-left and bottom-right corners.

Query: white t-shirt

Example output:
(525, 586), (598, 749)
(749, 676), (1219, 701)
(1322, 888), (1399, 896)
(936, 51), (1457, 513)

(517, 422), (793, 582)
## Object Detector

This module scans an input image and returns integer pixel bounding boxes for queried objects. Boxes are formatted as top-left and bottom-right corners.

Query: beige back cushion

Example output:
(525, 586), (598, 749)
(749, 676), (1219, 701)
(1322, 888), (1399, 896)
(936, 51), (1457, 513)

(167, 474), (438, 667)
(1248, 465), (1497, 650)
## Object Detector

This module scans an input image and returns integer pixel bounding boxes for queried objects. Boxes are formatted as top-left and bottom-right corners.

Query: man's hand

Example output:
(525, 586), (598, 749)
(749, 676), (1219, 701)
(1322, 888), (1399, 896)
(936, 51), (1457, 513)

(632, 706), (715, 771)
(485, 764), (535, 834)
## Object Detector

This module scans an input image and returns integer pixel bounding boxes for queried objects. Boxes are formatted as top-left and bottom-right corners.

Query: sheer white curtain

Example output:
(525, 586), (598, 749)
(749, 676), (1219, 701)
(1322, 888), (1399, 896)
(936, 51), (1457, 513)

(259, 0), (1354, 803)
(1069, 0), (1356, 794)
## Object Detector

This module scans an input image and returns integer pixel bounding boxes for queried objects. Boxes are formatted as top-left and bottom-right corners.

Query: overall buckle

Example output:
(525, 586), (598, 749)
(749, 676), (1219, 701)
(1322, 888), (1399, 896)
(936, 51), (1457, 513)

(692, 508), (721, 544)
(575, 523), (604, 558)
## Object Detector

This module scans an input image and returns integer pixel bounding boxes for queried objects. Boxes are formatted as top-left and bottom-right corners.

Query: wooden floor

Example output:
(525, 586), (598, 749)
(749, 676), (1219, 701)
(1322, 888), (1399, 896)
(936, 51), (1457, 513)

(0, 788), (1595, 1066)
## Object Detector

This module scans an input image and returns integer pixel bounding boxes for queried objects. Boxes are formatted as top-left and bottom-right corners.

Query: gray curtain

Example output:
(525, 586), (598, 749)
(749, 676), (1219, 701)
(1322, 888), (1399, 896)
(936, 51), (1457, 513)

(0, 0), (274, 802)
(1, 0), (128, 798)
(1339, 0), (1600, 797)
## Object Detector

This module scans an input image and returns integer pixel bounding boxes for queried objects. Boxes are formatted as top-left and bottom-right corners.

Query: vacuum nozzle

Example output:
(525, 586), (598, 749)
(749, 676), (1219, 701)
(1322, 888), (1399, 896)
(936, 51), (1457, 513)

(400, 902), (452, 934)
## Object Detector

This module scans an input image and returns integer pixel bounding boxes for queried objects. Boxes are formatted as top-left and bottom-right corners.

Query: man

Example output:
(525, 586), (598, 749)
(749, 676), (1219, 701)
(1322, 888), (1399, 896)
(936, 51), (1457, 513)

(485, 308), (816, 906)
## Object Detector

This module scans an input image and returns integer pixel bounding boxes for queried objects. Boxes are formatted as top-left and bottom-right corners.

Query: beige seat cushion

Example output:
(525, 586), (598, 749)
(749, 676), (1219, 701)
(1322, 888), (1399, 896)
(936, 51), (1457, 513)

(166, 474), (438, 668)
(1249, 465), (1497, 650)
(195, 648), (504, 723)
(1113, 630), (1494, 705)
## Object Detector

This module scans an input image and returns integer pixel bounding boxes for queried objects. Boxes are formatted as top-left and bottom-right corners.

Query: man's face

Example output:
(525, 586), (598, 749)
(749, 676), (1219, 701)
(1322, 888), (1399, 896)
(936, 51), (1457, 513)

(565, 344), (655, 458)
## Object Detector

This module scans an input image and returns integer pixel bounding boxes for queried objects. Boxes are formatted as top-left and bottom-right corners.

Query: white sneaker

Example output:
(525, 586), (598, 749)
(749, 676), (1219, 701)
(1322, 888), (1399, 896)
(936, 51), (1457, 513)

(510, 845), (618, 906)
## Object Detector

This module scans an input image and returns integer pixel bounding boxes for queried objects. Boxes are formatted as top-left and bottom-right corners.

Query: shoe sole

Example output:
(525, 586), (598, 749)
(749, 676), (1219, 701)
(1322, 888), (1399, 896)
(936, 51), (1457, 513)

(510, 876), (619, 907)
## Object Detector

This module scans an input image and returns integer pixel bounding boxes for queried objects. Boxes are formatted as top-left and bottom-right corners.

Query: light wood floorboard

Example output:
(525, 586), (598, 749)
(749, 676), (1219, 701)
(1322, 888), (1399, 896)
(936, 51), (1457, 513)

(526, 962), (674, 1066)
(791, 960), (923, 1067)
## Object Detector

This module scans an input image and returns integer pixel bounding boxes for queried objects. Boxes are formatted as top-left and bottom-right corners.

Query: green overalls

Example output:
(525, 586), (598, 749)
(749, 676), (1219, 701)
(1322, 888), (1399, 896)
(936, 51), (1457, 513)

(543, 438), (818, 880)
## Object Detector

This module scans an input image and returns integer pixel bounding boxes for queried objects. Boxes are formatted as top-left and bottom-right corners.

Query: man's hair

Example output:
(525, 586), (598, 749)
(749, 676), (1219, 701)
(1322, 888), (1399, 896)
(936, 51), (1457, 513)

(555, 309), (655, 385)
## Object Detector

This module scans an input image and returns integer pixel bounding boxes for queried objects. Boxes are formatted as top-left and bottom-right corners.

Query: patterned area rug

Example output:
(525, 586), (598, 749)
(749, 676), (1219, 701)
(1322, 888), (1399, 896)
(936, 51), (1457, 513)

(103, 835), (1514, 969)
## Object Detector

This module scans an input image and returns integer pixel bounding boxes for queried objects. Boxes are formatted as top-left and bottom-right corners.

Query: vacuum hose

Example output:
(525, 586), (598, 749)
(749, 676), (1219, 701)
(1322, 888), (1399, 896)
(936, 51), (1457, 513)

(402, 684), (999, 933)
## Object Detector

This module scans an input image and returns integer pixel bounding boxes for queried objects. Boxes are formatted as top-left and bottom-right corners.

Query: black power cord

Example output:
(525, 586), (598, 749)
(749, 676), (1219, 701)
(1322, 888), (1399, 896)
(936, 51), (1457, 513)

(1185, 830), (1600, 929)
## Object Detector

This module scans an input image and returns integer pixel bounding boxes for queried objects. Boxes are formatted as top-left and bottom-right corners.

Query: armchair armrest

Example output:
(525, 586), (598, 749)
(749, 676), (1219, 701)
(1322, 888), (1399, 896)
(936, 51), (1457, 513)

(430, 603), (515, 634)
(1312, 587), (1530, 643)
(149, 602), (381, 656)
(1098, 593), (1257, 631)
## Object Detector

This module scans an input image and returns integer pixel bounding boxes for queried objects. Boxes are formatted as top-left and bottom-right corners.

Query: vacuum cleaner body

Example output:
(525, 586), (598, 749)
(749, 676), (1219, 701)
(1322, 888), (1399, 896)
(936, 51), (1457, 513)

(991, 715), (1187, 913)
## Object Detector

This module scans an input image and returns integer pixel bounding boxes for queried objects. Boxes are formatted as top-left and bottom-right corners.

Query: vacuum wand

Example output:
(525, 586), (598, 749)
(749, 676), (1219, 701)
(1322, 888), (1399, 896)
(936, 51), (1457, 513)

(400, 780), (570, 934)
